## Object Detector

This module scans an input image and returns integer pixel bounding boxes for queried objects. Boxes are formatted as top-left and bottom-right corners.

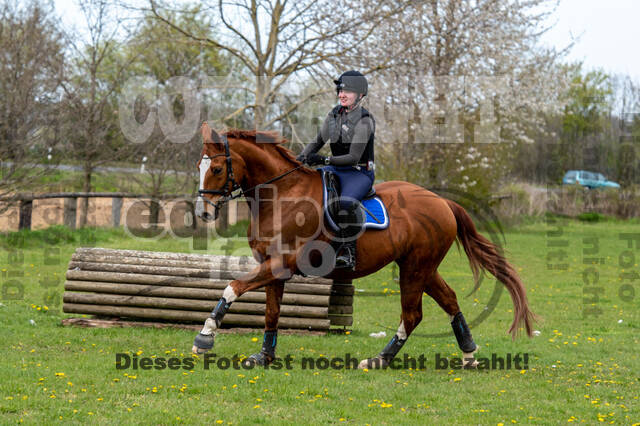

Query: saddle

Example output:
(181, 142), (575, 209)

(321, 170), (389, 233)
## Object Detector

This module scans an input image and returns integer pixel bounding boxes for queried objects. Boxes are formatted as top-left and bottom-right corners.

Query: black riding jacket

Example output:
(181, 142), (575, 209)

(301, 105), (375, 166)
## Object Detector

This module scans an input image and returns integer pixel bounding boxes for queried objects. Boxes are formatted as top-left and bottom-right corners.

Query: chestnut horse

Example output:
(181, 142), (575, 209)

(192, 122), (536, 369)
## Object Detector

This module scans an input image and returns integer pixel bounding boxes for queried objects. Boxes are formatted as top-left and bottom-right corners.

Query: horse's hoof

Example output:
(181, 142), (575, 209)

(462, 351), (479, 369)
(246, 351), (274, 367)
(358, 356), (388, 369)
(192, 333), (214, 354)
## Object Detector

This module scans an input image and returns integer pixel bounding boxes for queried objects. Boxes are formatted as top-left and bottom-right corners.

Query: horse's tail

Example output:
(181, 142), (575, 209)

(446, 199), (537, 338)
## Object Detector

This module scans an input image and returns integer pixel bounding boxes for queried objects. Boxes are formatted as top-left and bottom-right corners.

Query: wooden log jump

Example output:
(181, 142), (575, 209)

(62, 248), (354, 331)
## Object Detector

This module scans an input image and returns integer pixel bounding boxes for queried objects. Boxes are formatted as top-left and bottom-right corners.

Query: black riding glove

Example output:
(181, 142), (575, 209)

(295, 153), (307, 163)
(306, 153), (327, 166)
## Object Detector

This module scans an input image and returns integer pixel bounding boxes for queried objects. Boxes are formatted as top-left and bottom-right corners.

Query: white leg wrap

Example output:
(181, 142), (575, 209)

(201, 317), (217, 336)
(222, 285), (238, 303)
(397, 321), (407, 340)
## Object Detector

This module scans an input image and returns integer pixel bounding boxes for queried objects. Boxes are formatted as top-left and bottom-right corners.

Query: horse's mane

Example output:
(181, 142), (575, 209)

(224, 129), (316, 175)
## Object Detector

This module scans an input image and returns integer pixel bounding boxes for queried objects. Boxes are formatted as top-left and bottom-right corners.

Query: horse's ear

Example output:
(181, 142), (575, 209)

(200, 122), (221, 145)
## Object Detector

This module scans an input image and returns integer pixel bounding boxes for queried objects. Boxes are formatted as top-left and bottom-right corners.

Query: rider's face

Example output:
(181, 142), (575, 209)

(338, 90), (359, 108)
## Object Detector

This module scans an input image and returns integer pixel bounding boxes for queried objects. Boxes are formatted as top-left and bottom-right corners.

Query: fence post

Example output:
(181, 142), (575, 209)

(111, 197), (123, 227)
(63, 197), (77, 230)
(18, 200), (33, 230)
(228, 200), (238, 225)
(217, 202), (229, 231)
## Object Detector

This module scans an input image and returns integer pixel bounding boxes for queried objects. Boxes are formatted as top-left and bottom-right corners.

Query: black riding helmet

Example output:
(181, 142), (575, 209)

(334, 70), (368, 96)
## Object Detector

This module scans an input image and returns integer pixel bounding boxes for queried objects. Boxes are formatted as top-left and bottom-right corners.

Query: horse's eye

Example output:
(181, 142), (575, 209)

(212, 167), (223, 175)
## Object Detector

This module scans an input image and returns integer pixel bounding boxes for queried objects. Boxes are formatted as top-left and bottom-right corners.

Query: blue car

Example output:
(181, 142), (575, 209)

(562, 170), (620, 189)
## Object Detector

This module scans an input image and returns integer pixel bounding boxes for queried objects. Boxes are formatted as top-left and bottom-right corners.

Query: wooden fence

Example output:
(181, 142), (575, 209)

(0, 192), (249, 231)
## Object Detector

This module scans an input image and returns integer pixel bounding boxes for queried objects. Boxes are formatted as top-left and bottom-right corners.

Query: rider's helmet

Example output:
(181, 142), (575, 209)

(334, 70), (368, 97)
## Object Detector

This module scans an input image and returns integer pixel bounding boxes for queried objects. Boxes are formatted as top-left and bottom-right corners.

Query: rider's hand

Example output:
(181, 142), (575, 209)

(306, 153), (326, 166)
(295, 153), (307, 163)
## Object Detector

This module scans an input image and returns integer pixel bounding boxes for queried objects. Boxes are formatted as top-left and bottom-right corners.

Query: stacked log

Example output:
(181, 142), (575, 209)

(63, 248), (353, 331)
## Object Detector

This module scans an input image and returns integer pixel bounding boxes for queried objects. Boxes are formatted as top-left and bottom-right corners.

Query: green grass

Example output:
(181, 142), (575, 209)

(12, 167), (190, 194)
(0, 220), (639, 424)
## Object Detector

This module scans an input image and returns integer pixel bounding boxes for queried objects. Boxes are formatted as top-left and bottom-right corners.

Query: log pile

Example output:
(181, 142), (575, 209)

(63, 248), (353, 331)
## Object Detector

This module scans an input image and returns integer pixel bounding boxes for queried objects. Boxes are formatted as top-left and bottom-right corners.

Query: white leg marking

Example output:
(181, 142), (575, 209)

(449, 314), (455, 322)
(200, 317), (217, 336)
(397, 321), (407, 340)
(222, 285), (237, 303)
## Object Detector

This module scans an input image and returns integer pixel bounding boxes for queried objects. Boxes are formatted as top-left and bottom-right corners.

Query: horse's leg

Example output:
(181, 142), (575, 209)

(358, 260), (425, 369)
(192, 256), (291, 354)
(424, 272), (479, 368)
(247, 282), (285, 366)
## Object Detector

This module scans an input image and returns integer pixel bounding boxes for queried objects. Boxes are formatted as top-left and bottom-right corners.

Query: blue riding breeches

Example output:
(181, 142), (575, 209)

(321, 165), (375, 211)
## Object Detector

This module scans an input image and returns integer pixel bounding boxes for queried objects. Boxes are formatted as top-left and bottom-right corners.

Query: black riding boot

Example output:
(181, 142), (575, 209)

(333, 204), (361, 270)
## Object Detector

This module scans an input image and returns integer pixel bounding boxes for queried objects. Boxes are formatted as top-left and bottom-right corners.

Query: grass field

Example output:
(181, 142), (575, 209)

(0, 219), (638, 424)
(11, 166), (191, 194)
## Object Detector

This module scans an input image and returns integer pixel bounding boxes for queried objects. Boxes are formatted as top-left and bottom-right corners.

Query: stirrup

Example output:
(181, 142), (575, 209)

(334, 245), (355, 270)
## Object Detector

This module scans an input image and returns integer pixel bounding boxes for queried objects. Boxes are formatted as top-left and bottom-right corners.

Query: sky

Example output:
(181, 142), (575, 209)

(53, 0), (640, 81)
(539, 0), (640, 80)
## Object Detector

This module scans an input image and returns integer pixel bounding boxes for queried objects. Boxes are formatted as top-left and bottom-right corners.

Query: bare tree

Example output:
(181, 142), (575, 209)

(60, 0), (142, 226)
(123, 8), (229, 226)
(358, 0), (569, 192)
(0, 0), (64, 200)
(145, 0), (401, 133)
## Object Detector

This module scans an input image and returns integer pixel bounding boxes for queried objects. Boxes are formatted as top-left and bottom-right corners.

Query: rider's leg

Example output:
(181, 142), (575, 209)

(333, 204), (361, 269)
(332, 167), (374, 269)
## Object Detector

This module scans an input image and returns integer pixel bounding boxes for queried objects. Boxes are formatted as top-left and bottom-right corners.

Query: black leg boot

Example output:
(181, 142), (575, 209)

(247, 330), (277, 366)
(333, 204), (360, 270)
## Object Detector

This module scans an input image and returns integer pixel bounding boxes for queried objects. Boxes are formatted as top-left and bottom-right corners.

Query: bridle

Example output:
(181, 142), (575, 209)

(198, 134), (305, 217)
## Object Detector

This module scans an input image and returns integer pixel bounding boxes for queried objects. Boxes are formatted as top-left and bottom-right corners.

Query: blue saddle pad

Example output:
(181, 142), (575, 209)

(321, 170), (389, 232)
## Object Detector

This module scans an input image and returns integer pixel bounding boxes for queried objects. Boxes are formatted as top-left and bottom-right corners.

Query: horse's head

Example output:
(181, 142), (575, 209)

(195, 122), (247, 222)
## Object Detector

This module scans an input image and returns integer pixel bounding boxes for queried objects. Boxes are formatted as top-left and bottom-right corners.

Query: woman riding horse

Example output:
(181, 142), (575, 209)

(296, 70), (375, 271)
(192, 121), (536, 369)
